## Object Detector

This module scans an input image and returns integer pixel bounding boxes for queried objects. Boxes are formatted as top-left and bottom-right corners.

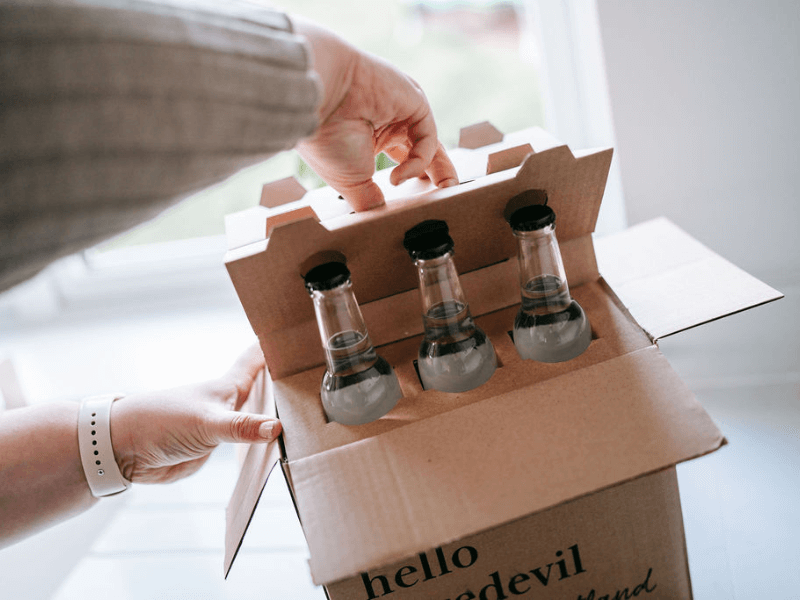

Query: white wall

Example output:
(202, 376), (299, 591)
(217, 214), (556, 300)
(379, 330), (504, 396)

(595, 0), (800, 285)
(526, 0), (628, 236)
(595, 8), (800, 598)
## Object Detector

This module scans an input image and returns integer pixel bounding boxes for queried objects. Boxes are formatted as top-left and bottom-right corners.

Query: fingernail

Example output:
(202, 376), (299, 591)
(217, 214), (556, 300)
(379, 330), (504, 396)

(258, 422), (277, 440)
(440, 178), (459, 188)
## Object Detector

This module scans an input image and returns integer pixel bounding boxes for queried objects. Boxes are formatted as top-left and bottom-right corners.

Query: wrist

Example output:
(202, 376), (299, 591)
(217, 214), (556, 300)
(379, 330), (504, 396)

(290, 14), (358, 124)
(109, 396), (136, 483)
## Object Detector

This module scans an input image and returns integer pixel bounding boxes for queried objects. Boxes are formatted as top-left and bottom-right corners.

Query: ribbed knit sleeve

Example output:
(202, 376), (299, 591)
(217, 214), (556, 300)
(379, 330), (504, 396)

(0, 0), (321, 292)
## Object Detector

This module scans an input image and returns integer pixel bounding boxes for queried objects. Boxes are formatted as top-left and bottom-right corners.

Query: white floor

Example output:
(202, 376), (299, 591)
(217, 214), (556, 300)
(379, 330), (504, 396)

(660, 286), (800, 600)
(1, 268), (798, 599)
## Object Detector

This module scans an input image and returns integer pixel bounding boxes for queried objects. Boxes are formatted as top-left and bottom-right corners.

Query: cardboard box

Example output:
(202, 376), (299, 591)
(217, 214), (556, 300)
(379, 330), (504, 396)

(222, 123), (782, 599)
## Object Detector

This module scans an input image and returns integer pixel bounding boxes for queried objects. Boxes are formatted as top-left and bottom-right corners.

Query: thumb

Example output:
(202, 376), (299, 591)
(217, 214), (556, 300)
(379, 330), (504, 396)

(207, 413), (282, 444)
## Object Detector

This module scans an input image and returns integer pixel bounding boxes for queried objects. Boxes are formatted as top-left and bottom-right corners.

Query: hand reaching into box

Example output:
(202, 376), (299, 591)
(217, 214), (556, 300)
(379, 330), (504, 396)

(109, 344), (280, 484)
(0, 344), (279, 548)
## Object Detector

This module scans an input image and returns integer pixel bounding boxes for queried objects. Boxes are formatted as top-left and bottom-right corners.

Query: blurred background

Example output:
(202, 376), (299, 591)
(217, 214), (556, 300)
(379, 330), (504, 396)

(1, 0), (798, 598)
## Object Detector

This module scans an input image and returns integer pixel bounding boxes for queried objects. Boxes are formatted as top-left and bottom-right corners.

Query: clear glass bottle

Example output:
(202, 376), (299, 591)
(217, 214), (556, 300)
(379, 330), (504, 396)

(304, 261), (402, 425)
(507, 199), (591, 362)
(403, 220), (497, 393)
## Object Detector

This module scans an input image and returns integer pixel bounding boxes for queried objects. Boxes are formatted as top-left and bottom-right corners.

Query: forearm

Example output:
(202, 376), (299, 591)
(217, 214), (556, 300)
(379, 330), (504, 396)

(0, 402), (97, 548)
(1, 0), (321, 293)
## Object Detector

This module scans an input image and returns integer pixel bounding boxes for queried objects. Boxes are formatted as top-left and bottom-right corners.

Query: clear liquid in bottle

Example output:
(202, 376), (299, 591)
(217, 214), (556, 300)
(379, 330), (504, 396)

(304, 261), (402, 425)
(507, 194), (592, 363)
(320, 330), (402, 425)
(404, 220), (497, 393)
(417, 300), (497, 393)
(513, 275), (591, 362)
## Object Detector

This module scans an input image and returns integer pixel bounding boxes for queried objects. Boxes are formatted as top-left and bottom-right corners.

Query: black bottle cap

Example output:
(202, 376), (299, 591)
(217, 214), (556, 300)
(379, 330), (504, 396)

(403, 220), (454, 260)
(303, 261), (350, 292)
(508, 203), (556, 232)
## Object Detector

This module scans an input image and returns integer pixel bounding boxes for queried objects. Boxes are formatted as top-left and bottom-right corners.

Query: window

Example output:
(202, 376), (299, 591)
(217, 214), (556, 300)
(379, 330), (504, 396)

(1, 0), (624, 322)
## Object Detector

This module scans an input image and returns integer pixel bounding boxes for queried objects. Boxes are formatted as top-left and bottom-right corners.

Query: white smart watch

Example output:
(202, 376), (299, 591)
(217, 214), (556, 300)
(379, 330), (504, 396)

(77, 394), (131, 497)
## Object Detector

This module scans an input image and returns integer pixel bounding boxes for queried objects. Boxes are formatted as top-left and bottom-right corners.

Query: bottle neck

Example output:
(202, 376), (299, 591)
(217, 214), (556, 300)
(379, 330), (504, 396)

(513, 224), (573, 313)
(310, 281), (374, 374)
(413, 251), (468, 317)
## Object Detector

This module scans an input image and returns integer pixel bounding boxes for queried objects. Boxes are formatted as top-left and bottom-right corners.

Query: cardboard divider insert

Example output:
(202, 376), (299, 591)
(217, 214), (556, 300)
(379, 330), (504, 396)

(226, 144), (613, 382)
(275, 276), (651, 461)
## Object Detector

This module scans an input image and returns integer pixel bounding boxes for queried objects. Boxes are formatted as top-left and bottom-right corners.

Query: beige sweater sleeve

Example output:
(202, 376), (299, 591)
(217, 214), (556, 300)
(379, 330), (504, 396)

(0, 0), (321, 292)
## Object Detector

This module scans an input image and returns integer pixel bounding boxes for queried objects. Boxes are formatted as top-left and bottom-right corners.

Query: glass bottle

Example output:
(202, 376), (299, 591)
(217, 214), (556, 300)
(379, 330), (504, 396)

(403, 220), (497, 393)
(507, 199), (591, 362)
(304, 261), (402, 425)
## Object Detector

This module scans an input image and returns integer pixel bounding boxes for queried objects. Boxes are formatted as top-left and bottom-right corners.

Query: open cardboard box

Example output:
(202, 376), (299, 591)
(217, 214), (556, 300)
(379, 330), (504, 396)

(223, 123), (782, 599)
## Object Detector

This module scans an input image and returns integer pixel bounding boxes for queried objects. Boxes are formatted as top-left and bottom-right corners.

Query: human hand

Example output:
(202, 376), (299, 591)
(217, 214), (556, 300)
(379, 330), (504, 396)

(109, 345), (280, 484)
(293, 16), (459, 212)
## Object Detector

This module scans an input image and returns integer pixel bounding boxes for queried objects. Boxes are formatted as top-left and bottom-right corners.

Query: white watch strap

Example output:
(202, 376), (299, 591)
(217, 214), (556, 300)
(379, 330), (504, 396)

(78, 394), (131, 497)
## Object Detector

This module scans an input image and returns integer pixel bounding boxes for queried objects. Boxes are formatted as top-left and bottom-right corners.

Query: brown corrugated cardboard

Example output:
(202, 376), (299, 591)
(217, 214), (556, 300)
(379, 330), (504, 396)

(327, 467), (690, 599)
(594, 217), (782, 340)
(458, 121), (504, 150)
(225, 137), (610, 382)
(287, 345), (722, 585)
(222, 125), (782, 596)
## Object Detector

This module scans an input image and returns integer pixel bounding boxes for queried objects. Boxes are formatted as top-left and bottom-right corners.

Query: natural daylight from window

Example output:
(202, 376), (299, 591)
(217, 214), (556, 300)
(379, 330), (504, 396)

(103, 0), (545, 250)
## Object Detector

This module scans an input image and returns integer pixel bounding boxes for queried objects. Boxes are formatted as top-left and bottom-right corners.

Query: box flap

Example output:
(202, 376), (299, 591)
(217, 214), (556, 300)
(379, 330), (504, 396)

(595, 218), (783, 340)
(224, 367), (283, 578)
(288, 345), (725, 585)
